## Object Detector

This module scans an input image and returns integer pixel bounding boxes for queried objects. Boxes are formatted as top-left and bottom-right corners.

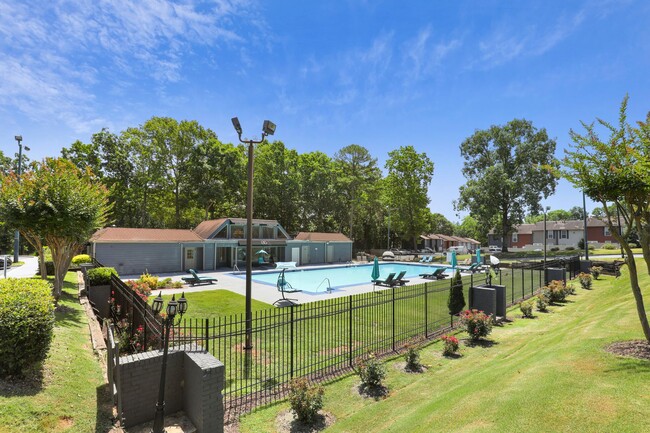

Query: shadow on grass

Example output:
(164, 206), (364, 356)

(357, 383), (389, 401)
(0, 364), (45, 397)
(95, 383), (115, 433)
(464, 339), (499, 348)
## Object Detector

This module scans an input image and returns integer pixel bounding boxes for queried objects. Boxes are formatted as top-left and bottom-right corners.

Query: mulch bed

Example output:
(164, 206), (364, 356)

(275, 410), (335, 433)
(605, 340), (650, 360)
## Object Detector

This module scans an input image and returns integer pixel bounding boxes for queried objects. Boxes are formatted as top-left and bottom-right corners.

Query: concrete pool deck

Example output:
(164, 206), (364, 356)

(122, 261), (468, 306)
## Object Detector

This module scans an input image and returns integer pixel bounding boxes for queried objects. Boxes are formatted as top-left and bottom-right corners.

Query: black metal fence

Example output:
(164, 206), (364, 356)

(106, 256), (581, 421)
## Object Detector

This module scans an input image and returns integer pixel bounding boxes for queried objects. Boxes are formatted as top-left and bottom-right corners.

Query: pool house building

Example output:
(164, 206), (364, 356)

(89, 218), (353, 275)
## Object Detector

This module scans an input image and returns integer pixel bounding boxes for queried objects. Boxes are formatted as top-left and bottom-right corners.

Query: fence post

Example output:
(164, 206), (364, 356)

(205, 318), (209, 353)
(511, 268), (514, 303)
(392, 286), (396, 352)
(424, 283), (428, 338)
(348, 296), (353, 368)
(290, 305), (295, 379)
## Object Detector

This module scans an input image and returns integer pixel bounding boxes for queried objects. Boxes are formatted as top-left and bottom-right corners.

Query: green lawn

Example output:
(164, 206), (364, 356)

(161, 289), (272, 319)
(0, 272), (113, 433)
(238, 260), (650, 432)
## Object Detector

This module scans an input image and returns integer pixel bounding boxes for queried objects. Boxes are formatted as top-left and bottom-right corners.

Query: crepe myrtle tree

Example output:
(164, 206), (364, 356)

(455, 119), (558, 252)
(0, 158), (110, 302)
(559, 95), (650, 342)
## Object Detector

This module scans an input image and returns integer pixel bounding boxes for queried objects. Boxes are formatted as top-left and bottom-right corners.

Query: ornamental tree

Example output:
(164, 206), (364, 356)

(456, 119), (558, 252)
(0, 158), (110, 302)
(559, 95), (650, 342)
(448, 270), (466, 316)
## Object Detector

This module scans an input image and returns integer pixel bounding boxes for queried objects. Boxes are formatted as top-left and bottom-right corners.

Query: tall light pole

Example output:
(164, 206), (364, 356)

(13, 135), (29, 263)
(231, 117), (275, 375)
(583, 191), (589, 260)
(543, 206), (550, 269)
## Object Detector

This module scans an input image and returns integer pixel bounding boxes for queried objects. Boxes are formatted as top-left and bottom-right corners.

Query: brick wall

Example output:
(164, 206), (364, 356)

(117, 347), (224, 432)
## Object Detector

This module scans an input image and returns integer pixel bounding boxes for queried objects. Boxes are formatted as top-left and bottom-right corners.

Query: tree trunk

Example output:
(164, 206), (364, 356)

(623, 249), (650, 342)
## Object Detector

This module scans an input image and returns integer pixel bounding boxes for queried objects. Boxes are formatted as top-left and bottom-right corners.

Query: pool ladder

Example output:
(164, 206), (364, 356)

(316, 278), (333, 293)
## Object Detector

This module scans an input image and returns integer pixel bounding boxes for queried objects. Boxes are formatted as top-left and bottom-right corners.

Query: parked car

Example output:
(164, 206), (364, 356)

(488, 245), (501, 253)
(447, 246), (469, 254)
(0, 257), (13, 269)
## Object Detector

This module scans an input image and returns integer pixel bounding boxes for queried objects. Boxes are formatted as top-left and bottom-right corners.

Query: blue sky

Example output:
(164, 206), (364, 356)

(1, 0), (649, 222)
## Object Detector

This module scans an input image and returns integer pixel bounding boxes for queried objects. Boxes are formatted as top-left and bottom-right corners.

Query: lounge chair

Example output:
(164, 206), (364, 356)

(419, 268), (447, 280)
(274, 269), (301, 306)
(181, 269), (218, 286)
(394, 270), (410, 286)
(467, 263), (484, 273)
(419, 255), (430, 263)
(373, 272), (396, 288)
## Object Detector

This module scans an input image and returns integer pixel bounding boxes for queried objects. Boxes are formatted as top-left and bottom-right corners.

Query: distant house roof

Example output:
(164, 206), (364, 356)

(91, 227), (203, 243)
(490, 218), (617, 235)
(294, 232), (352, 242)
(194, 217), (286, 239)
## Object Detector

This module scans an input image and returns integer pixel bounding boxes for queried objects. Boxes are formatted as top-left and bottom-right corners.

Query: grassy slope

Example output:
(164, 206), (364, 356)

(0, 273), (113, 433)
(240, 261), (650, 433)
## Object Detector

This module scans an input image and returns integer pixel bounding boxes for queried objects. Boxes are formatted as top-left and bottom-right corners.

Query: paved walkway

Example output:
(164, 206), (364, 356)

(0, 255), (39, 279)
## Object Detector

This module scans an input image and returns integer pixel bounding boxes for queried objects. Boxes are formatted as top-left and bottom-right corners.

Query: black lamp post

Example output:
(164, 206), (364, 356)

(231, 117), (275, 376)
(13, 135), (29, 263)
(543, 206), (550, 269)
(583, 191), (589, 260)
(151, 292), (188, 433)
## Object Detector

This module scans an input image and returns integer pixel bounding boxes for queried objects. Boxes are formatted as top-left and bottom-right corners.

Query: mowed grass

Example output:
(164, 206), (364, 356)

(239, 260), (650, 433)
(161, 289), (272, 319)
(0, 272), (113, 432)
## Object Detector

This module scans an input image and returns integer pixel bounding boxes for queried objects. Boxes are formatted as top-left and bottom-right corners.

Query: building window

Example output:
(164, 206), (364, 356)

(186, 249), (194, 259)
(604, 227), (611, 236)
(560, 230), (568, 239)
(231, 224), (245, 239)
(548, 231), (554, 239)
(512, 233), (518, 243)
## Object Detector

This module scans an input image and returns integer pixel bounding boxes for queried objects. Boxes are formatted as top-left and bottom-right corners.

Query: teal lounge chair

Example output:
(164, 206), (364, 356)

(373, 272), (396, 288)
(394, 270), (410, 286)
(181, 269), (218, 286)
(419, 268), (446, 280)
(423, 256), (433, 263)
(419, 255), (430, 263)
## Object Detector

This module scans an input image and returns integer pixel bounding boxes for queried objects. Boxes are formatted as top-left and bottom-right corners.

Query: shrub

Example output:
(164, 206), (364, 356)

(157, 277), (172, 288)
(541, 280), (568, 304)
(550, 246), (560, 252)
(447, 270), (465, 316)
(288, 377), (324, 423)
(0, 278), (55, 377)
(588, 244), (595, 250)
(87, 267), (118, 286)
(138, 272), (158, 289)
(38, 260), (55, 276)
(565, 283), (576, 296)
(71, 254), (92, 265)
(403, 341), (421, 371)
(459, 309), (493, 341)
(520, 300), (534, 318)
(536, 294), (549, 312)
(602, 243), (617, 250)
(590, 266), (603, 279)
(565, 246), (575, 251)
(355, 353), (386, 388)
(577, 272), (592, 290)
(125, 280), (152, 302)
(172, 281), (184, 289)
(441, 335), (459, 356)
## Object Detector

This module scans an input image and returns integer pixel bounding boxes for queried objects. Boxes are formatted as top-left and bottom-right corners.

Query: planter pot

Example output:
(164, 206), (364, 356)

(470, 284), (506, 318)
(545, 267), (566, 285)
(88, 284), (111, 320)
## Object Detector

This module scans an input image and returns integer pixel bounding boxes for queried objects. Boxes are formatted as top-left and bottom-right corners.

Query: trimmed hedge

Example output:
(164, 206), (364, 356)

(87, 267), (118, 286)
(0, 278), (55, 377)
(71, 254), (92, 265)
(38, 260), (55, 276)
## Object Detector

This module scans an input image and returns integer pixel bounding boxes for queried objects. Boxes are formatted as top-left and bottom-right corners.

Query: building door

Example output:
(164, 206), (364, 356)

(185, 248), (197, 270)
(327, 244), (335, 263)
(301, 246), (310, 265)
(291, 247), (300, 264)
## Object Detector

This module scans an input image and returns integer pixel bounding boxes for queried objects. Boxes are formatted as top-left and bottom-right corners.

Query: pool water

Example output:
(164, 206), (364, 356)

(238, 263), (453, 293)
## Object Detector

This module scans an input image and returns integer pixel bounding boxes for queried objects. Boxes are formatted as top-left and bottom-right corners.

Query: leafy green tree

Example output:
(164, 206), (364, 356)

(559, 96), (650, 342)
(297, 151), (339, 232)
(448, 270), (465, 315)
(384, 145), (434, 249)
(428, 212), (454, 235)
(61, 140), (103, 176)
(568, 206), (585, 220)
(591, 207), (606, 218)
(0, 158), (110, 302)
(456, 119), (558, 252)
(455, 215), (485, 244)
(333, 145), (382, 242)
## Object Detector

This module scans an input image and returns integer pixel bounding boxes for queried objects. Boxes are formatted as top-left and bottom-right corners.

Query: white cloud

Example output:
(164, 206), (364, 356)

(0, 0), (261, 133)
(404, 26), (461, 80)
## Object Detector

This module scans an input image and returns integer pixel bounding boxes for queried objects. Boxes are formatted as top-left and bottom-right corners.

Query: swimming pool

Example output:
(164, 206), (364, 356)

(236, 263), (453, 293)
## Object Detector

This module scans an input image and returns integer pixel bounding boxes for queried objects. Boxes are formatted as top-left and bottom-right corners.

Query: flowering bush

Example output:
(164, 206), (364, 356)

(590, 266), (603, 279)
(288, 377), (324, 423)
(403, 341), (421, 371)
(520, 300), (534, 318)
(139, 272), (158, 289)
(354, 353), (386, 388)
(536, 293), (549, 312)
(441, 335), (459, 356)
(541, 280), (569, 304)
(577, 272), (592, 290)
(125, 280), (152, 302)
(459, 309), (493, 341)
